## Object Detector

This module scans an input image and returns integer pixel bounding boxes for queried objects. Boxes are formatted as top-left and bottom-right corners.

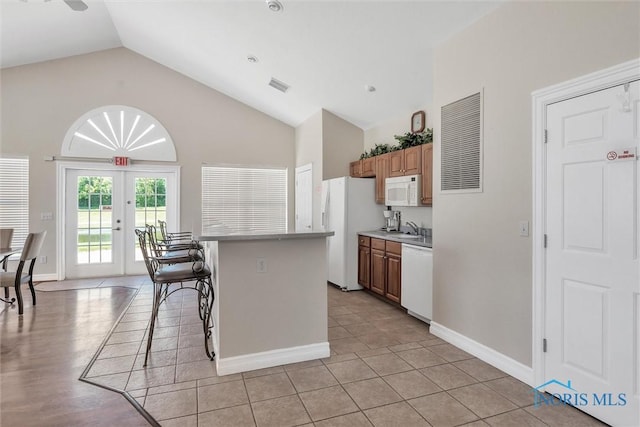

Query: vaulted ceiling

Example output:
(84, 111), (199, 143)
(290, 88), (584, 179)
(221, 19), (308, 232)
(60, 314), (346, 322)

(1, 0), (502, 129)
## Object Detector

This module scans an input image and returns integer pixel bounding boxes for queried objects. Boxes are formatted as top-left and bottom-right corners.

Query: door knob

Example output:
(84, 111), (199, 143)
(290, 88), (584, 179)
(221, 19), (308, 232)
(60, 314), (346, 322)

(112, 227), (121, 231)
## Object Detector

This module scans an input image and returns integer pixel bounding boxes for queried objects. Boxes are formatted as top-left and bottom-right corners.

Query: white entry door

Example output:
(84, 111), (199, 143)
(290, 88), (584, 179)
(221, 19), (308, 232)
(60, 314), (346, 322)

(64, 168), (178, 278)
(545, 81), (639, 426)
(295, 164), (313, 231)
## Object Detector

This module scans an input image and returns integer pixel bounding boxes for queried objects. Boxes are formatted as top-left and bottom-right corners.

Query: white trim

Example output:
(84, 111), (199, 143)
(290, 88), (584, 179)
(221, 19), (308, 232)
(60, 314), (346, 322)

(215, 342), (330, 376)
(430, 321), (534, 386)
(56, 161), (181, 280)
(34, 273), (58, 282)
(531, 58), (640, 388)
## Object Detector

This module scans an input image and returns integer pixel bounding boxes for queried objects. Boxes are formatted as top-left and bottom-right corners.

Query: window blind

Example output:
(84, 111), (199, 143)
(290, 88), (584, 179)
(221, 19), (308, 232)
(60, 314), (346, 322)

(202, 166), (287, 234)
(441, 92), (482, 192)
(0, 157), (29, 248)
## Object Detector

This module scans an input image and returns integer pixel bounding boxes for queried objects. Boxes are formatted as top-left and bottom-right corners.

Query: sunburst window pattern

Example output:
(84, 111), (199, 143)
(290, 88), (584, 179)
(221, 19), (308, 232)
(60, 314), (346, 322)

(62, 106), (176, 162)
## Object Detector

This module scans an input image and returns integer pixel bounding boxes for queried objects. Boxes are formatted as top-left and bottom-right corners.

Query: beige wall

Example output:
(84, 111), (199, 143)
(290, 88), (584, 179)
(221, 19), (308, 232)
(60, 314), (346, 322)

(295, 110), (323, 229)
(363, 108), (430, 151)
(432, 1), (640, 366)
(364, 109), (433, 228)
(295, 109), (365, 229)
(321, 109), (363, 180)
(0, 48), (295, 276)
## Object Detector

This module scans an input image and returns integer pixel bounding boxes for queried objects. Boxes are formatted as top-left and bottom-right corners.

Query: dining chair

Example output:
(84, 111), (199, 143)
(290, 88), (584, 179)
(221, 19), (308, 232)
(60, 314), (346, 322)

(135, 228), (214, 366)
(0, 228), (15, 301)
(0, 228), (13, 249)
(157, 220), (203, 251)
(0, 231), (47, 315)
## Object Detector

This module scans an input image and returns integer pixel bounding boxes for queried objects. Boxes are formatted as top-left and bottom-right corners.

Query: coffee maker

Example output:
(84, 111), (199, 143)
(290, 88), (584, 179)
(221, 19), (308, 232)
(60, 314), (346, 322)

(383, 209), (401, 232)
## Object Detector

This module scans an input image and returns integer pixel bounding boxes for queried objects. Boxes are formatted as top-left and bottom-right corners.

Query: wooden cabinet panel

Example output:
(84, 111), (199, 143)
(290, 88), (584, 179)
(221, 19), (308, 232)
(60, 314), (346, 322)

(350, 160), (362, 177)
(361, 157), (375, 177)
(358, 235), (371, 247)
(358, 245), (371, 289)
(385, 240), (402, 256)
(388, 151), (405, 177)
(385, 253), (401, 303)
(370, 248), (386, 296)
(371, 238), (386, 251)
(375, 153), (389, 204)
(357, 234), (371, 289)
(404, 146), (422, 175)
(421, 144), (433, 206)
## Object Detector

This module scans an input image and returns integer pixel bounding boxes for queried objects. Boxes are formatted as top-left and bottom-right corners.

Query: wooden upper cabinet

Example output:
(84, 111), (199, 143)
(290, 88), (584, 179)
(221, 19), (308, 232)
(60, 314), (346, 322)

(388, 146), (422, 177)
(361, 157), (375, 177)
(388, 151), (405, 177)
(421, 144), (433, 206)
(375, 153), (389, 204)
(350, 160), (362, 177)
(404, 146), (422, 175)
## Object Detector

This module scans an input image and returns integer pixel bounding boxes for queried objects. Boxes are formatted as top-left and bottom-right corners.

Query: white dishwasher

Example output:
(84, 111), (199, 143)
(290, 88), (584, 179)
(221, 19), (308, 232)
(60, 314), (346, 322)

(401, 244), (433, 323)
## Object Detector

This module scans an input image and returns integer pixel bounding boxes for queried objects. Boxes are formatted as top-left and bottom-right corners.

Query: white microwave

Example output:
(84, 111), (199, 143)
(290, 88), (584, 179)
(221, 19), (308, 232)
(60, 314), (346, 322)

(385, 174), (421, 206)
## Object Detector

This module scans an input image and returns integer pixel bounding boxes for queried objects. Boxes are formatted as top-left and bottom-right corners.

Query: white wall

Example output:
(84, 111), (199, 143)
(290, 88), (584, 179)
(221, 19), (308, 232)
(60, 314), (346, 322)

(0, 48), (295, 276)
(432, 1), (640, 366)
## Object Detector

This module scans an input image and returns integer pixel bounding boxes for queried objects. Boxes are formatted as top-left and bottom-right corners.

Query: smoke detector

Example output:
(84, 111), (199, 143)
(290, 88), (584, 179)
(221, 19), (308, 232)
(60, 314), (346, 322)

(266, 0), (283, 12)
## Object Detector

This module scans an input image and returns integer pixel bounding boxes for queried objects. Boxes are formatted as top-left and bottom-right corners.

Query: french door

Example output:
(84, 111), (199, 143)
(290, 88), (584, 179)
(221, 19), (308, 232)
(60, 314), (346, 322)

(64, 167), (178, 278)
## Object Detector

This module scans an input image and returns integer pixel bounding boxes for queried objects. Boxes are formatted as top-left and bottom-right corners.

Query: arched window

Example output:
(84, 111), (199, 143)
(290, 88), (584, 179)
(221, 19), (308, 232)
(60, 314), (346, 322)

(62, 105), (176, 161)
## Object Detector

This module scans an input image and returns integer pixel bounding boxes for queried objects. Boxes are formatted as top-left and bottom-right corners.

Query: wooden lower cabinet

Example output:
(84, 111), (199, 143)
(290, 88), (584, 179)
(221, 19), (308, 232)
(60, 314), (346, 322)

(370, 247), (386, 296)
(357, 236), (371, 289)
(367, 237), (402, 302)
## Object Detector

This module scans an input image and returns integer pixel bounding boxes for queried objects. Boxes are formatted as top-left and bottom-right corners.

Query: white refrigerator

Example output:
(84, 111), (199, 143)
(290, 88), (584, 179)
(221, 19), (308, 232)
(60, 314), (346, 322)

(322, 176), (384, 291)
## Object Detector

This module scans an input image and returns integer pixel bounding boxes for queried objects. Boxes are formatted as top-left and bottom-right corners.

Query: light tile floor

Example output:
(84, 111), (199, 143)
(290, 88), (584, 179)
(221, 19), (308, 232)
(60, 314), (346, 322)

(84, 281), (609, 427)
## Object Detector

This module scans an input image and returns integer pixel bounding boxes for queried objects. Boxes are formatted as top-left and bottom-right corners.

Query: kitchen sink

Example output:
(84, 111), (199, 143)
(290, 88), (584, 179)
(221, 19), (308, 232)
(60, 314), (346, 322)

(394, 234), (422, 239)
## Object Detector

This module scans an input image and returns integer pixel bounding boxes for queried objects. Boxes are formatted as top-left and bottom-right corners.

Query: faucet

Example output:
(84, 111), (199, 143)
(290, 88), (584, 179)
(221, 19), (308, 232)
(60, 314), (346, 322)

(406, 221), (419, 235)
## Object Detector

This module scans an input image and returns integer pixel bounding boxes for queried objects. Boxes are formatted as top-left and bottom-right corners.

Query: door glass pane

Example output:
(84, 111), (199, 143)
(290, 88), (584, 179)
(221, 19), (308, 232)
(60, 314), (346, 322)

(77, 176), (113, 264)
(134, 178), (167, 261)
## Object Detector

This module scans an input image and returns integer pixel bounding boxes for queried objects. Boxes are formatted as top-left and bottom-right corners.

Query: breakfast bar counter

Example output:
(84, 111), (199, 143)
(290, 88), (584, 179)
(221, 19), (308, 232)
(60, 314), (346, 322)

(196, 230), (333, 375)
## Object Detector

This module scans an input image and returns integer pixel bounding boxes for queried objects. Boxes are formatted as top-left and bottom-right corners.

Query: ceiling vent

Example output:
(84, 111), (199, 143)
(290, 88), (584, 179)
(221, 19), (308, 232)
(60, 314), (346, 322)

(268, 78), (290, 93)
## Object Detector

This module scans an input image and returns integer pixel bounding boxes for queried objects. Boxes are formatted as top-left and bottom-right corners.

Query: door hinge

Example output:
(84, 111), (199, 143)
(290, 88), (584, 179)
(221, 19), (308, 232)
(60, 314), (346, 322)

(543, 338), (547, 353)
(544, 234), (547, 248)
(544, 129), (548, 144)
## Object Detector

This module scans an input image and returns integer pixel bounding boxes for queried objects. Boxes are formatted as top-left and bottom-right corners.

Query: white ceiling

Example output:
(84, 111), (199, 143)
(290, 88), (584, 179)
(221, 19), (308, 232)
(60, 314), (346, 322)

(1, 0), (502, 129)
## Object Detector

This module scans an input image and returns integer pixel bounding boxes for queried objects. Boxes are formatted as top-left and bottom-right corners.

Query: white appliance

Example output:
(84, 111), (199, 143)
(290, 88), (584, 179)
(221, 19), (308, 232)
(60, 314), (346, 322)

(322, 177), (384, 291)
(401, 244), (433, 322)
(385, 174), (421, 206)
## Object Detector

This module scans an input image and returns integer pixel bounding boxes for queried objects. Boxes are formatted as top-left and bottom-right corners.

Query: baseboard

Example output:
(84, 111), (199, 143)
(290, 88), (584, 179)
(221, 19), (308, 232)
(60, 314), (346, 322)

(429, 321), (534, 386)
(216, 342), (330, 376)
(34, 273), (59, 282)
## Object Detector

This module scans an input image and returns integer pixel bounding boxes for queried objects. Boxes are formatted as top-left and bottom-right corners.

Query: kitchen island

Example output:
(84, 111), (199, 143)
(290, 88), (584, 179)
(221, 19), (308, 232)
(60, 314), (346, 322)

(196, 230), (334, 375)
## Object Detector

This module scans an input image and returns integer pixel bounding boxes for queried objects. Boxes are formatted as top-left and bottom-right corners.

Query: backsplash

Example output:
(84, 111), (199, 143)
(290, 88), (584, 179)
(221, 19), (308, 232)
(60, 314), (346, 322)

(393, 206), (433, 229)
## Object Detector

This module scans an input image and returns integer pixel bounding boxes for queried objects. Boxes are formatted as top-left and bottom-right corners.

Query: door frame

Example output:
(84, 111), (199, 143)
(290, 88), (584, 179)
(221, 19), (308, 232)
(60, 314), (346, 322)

(531, 58), (640, 387)
(56, 161), (181, 280)
(295, 163), (313, 232)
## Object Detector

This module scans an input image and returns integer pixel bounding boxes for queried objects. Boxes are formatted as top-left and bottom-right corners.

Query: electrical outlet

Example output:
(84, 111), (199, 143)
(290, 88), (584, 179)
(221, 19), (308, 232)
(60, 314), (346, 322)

(39, 256), (47, 264)
(519, 221), (529, 237)
(256, 258), (267, 273)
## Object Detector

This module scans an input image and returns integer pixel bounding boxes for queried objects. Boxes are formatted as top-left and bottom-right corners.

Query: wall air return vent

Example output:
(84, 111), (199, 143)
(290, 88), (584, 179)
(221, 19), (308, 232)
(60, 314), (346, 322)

(441, 91), (483, 193)
(268, 77), (290, 93)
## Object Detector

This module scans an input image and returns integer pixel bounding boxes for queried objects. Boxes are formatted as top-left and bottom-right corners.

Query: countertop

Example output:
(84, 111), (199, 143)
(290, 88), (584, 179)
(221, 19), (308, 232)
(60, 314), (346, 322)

(195, 230), (334, 242)
(358, 230), (432, 249)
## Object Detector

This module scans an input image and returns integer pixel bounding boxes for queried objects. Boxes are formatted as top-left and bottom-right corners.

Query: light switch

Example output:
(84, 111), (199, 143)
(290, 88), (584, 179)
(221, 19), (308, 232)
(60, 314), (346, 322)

(41, 212), (53, 221)
(519, 221), (529, 237)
